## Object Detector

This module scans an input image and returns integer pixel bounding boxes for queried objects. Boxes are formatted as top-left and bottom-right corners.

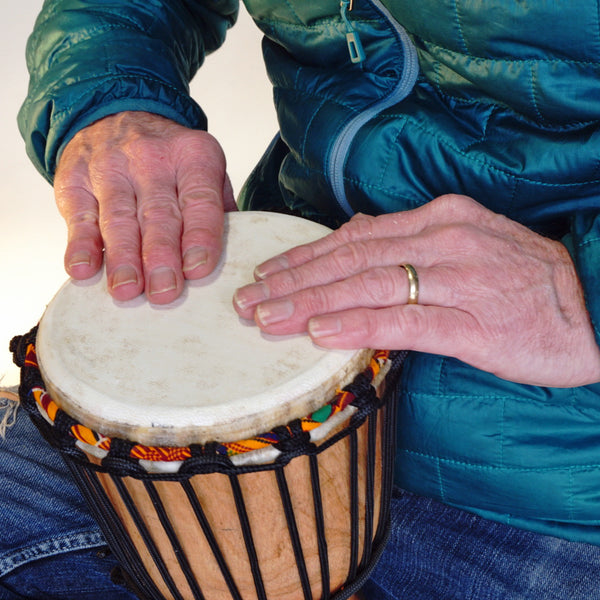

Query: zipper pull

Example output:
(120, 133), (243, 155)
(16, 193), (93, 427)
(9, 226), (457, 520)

(340, 0), (366, 64)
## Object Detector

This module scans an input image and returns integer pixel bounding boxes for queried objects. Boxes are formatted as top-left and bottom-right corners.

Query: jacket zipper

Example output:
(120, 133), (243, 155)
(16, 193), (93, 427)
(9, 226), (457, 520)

(340, 0), (366, 63)
(329, 0), (419, 217)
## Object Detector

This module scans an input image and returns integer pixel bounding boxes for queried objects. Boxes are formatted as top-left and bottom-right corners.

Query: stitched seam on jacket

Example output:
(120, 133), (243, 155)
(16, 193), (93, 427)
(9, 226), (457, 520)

(528, 63), (546, 124)
(419, 37), (600, 67)
(300, 99), (328, 160)
(451, 0), (470, 56)
(436, 458), (446, 501)
(568, 469), (575, 521)
(377, 120), (407, 188)
(458, 105), (495, 154)
(280, 0), (304, 25)
(400, 449), (600, 472)
(505, 177), (519, 217)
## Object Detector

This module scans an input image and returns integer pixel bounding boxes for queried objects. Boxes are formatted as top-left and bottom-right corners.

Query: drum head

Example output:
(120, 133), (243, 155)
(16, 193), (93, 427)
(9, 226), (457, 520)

(37, 212), (371, 446)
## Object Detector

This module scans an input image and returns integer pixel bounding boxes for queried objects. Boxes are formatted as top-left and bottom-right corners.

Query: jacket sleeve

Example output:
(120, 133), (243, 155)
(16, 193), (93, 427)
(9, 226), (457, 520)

(17, 0), (239, 183)
(564, 211), (600, 352)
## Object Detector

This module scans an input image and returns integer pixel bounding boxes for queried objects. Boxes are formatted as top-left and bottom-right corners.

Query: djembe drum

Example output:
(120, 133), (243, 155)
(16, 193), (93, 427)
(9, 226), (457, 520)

(12, 212), (404, 600)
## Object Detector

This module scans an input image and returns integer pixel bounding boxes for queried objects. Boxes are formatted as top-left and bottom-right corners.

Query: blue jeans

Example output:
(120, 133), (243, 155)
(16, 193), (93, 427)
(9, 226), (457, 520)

(3, 406), (600, 600)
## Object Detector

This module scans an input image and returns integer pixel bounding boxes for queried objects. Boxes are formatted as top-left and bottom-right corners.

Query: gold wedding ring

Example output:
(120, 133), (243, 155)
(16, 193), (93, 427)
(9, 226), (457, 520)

(400, 264), (419, 304)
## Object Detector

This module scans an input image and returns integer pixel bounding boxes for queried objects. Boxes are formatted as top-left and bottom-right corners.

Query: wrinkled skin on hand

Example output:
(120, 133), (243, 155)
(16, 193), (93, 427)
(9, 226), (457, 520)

(54, 111), (236, 304)
(234, 195), (600, 388)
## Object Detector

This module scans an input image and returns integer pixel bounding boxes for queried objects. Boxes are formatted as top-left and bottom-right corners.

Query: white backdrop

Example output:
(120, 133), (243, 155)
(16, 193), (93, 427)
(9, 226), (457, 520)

(0, 2), (277, 388)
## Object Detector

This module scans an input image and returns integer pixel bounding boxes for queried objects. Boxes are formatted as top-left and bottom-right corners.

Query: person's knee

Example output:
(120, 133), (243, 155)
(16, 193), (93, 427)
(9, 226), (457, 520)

(0, 548), (136, 600)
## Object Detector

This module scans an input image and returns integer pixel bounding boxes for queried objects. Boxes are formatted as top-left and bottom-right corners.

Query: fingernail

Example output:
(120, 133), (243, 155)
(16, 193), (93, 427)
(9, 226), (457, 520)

(68, 251), (91, 268)
(183, 247), (208, 273)
(234, 282), (269, 311)
(256, 299), (294, 326)
(149, 267), (177, 296)
(112, 265), (138, 289)
(254, 255), (289, 279)
(308, 316), (342, 338)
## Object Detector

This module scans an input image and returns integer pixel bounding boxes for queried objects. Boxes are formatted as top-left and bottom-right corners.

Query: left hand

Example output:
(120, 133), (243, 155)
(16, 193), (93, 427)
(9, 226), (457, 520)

(234, 195), (600, 388)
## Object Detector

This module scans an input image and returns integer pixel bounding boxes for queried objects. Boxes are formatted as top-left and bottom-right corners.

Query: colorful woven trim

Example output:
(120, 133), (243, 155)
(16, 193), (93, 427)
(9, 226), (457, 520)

(26, 344), (389, 462)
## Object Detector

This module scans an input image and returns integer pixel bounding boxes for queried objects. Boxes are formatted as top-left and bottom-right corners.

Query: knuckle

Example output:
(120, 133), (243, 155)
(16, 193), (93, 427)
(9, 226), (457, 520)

(179, 187), (221, 210)
(435, 193), (476, 211)
(329, 242), (369, 274)
(139, 199), (182, 227)
(274, 268), (306, 296)
(303, 285), (333, 314)
(285, 242), (317, 265)
(361, 309), (387, 339)
(99, 205), (137, 229)
(106, 238), (140, 256)
(356, 267), (398, 305)
(68, 209), (99, 228)
(336, 213), (376, 242)
(427, 222), (483, 254)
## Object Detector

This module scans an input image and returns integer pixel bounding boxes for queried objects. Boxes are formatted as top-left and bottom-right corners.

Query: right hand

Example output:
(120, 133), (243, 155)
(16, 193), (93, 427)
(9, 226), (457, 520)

(54, 111), (236, 304)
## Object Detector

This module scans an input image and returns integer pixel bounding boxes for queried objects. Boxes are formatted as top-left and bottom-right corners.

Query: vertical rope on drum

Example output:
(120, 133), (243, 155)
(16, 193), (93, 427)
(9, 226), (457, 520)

(144, 481), (207, 600)
(229, 473), (268, 600)
(68, 464), (161, 600)
(359, 413), (377, 571)
(180, 479), (244, 600)
(275, 465), (313, 600)
(112, 476), (185, 600)
(348, 428), (359, 583)
(309, 454), (330, 600)
(376, 401), (396, 545)
(375, 350), (403, 545)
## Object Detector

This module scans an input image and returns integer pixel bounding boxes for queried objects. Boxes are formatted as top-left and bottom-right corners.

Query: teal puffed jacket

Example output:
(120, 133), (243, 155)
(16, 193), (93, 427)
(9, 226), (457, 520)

(19, 0), (600, 545)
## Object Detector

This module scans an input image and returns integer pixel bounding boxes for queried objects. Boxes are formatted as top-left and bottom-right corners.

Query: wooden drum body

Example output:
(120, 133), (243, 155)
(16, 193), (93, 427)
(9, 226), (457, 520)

(12, 212), (404, 600)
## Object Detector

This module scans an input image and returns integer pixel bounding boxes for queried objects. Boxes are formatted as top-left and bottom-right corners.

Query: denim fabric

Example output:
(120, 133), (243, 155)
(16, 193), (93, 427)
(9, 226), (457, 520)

(3, 406), (600, 599)
(363, 489), (600, 600)
(0, 548), (135, 600)
(0, 405), (105, 577)
(0, 406), (136, 599)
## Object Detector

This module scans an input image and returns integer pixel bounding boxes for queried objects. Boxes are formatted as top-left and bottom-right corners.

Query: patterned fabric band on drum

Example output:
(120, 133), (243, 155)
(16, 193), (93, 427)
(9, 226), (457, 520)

(11, 327), (406, 600)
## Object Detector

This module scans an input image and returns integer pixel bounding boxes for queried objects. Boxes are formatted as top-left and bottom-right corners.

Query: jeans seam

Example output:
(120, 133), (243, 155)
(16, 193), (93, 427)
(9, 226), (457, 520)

(0, 530), (106, 578)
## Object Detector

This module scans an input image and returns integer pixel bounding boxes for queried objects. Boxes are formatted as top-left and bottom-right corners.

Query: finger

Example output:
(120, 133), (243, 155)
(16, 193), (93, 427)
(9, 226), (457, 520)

(248, 264), (445, 334)
(250, 266), (414, 334)
(306, 305), (478, 359)
(234, 233), (446, 317)
(252, 194), (482, 279)
(54, 183), (103, 279)
(136, 177), (184, 304)
(93, 167), (144, 301)
(177, 136), (228, 281)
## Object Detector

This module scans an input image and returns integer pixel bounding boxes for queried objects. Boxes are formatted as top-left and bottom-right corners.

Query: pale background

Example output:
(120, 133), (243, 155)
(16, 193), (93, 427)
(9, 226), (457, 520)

(0, 2), (277, 389)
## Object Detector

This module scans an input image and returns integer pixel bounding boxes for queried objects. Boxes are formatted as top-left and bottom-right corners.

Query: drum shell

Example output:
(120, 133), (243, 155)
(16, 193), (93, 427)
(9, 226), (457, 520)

(86, 397), (393, 600)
